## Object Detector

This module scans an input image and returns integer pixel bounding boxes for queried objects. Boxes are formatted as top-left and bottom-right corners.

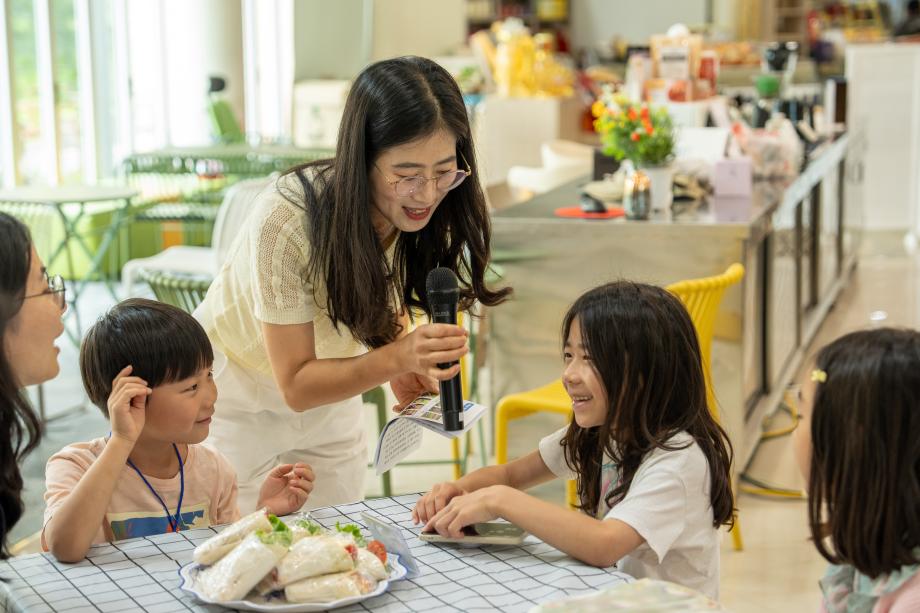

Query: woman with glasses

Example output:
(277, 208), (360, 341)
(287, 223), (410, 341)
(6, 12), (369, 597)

(195, 56), (510, 510)
(0, 212), (66, 556)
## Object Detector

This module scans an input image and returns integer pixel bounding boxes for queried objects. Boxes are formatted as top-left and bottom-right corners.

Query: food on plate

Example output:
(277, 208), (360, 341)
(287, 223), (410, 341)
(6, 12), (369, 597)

(193, 508), (273, 565)
(290, 518), (324, 543)
(366, 540), (387, 564)
(355, 547), (387, 580)
(191, 518), (392, 606)
(284, 570), (377, 603)
(273, 534), (358, 587)
(196, 525), (291, 602)
(334, 522), (366, 545)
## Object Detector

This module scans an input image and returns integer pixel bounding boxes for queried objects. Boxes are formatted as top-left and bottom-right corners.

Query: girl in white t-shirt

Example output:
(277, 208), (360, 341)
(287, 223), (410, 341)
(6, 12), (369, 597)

(415, 281), (734, 599)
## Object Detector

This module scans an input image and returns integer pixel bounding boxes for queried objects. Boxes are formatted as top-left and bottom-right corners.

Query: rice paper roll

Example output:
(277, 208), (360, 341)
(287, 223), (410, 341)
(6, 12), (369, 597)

(274, 535), (357, 587)
(356, 548), (387, 581)
(194, 509), (272, 565)
(196, 533), (288, 602)
(284, 570), (376, 603)
(289, 518), (325, 544)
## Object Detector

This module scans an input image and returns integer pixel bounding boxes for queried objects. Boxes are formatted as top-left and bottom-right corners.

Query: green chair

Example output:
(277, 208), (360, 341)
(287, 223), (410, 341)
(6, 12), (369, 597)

(140, 270), (212, 314)
(208, 99), (245, 145)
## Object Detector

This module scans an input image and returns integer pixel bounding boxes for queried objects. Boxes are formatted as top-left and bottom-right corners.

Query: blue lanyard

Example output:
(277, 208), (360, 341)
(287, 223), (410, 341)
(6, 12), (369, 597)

(125, 443), (185, 533)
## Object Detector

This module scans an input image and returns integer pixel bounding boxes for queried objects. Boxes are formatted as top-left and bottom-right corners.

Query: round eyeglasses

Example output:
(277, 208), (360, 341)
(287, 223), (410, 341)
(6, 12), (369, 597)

(376, 153), (472, 198)
(24, 272), (66, 310)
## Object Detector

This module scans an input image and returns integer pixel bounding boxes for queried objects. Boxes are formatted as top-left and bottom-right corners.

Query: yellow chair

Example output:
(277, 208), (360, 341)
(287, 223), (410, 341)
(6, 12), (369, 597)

(493, 264), (745, 550)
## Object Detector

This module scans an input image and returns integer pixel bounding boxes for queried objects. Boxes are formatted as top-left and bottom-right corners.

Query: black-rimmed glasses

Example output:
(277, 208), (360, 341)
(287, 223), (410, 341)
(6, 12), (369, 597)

(24, 273), (66, 310)
(376, 152), (472, 197)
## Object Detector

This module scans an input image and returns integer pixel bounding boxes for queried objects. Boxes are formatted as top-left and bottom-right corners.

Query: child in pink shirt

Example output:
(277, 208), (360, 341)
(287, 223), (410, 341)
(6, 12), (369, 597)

(794, 328), (920, 613)
(43, 298), (315, 562)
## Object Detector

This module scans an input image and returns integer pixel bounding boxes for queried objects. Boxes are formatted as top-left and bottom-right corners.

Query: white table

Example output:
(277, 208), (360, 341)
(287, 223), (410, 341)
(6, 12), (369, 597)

(0, 495), (632, 612)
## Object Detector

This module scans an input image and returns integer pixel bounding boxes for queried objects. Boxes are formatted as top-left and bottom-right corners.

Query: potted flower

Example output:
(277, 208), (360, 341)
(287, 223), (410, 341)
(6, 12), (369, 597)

(592, 91), (676, 212)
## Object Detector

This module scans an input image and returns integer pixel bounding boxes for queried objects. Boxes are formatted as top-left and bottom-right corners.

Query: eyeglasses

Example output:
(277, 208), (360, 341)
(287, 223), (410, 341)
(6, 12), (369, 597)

(24, 272), (66, 310)
(376, 152), (472, 197)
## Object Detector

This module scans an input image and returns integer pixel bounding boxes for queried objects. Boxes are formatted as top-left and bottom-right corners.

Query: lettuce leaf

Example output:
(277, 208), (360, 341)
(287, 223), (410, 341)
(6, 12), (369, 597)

(295, 518), (324, 535)
(256, 514), (293, 547)
(335, 522), (366, 547)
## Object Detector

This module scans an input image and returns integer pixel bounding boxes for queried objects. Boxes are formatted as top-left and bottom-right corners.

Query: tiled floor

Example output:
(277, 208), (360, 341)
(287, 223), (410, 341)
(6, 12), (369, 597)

(11, 231), (918, 612)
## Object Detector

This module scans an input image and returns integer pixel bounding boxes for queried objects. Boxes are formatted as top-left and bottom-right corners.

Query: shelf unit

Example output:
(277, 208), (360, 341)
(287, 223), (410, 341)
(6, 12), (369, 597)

(466, 0), (569, 33)
(765, 0), (812, 47)
(739, 0), (813, 49)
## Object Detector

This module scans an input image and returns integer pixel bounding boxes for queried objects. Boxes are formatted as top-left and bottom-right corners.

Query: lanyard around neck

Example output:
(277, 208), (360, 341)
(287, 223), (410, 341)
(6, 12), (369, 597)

(125, 443), (186, 532)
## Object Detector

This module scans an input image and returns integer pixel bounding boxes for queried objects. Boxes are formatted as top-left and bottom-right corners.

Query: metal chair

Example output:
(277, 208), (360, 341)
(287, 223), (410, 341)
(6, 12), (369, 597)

(122, 177), (270, 297)
(141, 270), (213, 314)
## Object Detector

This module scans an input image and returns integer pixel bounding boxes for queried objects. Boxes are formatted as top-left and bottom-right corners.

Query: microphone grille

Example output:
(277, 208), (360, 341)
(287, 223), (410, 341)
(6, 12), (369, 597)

(426, 267), (459, 296)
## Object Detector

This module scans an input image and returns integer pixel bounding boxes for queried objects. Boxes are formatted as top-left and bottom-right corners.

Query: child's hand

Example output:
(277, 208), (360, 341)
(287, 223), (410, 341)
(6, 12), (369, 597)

(390, 372), (439, 413)
(108, 365), (151, 444)
(422, 486), (502, 538)
(256, 463), (314, 516)
(412, 481), (465, 524)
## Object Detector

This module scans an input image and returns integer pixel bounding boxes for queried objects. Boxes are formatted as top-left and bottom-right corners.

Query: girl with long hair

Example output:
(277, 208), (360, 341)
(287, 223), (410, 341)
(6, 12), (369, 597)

(1, 212), (65, 556)
(794, 329), (920, 612)
(195, 56), (509, 511)
(416, 282), (734, 599)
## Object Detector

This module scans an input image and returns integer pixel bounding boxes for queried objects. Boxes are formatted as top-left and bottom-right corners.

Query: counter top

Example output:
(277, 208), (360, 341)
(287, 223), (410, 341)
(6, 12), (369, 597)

(493, 133), (849, 243)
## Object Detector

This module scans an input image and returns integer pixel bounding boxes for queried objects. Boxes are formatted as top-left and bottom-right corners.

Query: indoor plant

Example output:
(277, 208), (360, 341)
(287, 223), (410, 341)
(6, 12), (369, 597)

(593, 91), (676, 211)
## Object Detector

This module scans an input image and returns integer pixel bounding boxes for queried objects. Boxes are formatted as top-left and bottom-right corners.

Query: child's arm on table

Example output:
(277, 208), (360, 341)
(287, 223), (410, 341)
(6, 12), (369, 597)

(426, 485), (644, 568)
(413, 450), (555, 524)
(43, 366), (150, 563)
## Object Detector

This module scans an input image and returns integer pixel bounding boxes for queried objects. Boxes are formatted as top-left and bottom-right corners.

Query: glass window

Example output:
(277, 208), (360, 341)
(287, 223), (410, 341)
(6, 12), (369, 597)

(52, 0), (82, 184)
(10, 0), (41, 184)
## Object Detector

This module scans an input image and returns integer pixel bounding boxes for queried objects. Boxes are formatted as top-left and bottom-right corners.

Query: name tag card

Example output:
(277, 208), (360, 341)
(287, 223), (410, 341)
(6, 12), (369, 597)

(362, 512), (420, 578)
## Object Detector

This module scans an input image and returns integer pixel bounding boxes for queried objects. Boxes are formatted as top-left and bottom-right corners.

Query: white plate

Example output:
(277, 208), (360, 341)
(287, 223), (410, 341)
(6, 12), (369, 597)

(177, 554), (407, 612)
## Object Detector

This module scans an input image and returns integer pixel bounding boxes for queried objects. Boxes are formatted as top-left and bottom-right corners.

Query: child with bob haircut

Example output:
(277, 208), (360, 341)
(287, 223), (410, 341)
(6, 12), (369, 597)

(794, 328), (920, 612)
(415, 281), (735, 599)
(43, 298), (314, 562)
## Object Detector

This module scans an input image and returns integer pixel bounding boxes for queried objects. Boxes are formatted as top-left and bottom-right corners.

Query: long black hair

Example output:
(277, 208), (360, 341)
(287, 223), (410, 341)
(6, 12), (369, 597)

(283, 56), (510, 348)
(560, 282), (735, 526)
(808, 328), (920, 578)
(0, 212), (43, 558)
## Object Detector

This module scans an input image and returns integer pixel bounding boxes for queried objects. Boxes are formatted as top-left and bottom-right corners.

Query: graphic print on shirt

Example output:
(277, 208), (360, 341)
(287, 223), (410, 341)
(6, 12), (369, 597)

(107, 502), (210, 540)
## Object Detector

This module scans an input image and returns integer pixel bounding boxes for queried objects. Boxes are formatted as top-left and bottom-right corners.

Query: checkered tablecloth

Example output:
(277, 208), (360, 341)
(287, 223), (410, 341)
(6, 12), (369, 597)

(0, 495), (631, 612)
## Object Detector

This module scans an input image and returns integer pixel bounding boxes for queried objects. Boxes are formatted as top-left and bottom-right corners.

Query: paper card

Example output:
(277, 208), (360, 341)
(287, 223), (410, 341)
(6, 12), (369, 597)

(361, 513), (420, 578)
(409, 400), (487, 439)
(373, 395), (489, 475)
(374, 418), (423, 475)
(658, 45), (691, 80)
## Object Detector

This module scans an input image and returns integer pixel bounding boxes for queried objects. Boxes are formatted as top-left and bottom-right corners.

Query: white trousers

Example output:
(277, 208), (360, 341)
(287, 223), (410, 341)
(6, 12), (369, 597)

(206, 348), (367, 513)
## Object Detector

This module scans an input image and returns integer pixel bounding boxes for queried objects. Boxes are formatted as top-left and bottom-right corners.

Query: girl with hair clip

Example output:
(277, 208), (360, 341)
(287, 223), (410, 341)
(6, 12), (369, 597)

(0, 212), (66, 556)
(794, 328), (920, 613)
(195, 56), (510, 512)
(415, 281), (735, 600)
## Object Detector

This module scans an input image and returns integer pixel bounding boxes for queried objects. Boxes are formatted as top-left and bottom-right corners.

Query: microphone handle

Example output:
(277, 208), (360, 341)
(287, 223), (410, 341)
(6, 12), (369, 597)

(432, 306), (463, 431)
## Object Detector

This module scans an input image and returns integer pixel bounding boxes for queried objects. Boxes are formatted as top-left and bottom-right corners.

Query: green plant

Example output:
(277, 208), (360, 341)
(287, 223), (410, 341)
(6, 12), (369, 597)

(593, 93), (675, 167)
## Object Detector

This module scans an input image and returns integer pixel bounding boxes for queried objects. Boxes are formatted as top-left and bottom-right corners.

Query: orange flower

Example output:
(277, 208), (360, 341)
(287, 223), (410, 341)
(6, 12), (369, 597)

(640, 106), (650, 119)
(630, 131), (641, 142)
(642, 119), (654, 134)
(627, 108), (639, 121)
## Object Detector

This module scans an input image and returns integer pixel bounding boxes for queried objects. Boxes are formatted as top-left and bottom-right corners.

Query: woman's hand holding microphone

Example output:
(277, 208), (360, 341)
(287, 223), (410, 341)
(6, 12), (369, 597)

(390, 323), (468, 412)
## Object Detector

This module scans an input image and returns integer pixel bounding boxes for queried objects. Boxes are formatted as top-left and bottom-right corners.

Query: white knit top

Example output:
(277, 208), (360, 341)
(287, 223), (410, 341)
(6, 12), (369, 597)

(197, 171), (393, 377)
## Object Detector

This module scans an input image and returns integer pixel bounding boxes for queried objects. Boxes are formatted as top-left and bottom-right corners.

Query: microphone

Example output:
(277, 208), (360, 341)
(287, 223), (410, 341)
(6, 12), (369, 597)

(426, 267), (464, 432)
